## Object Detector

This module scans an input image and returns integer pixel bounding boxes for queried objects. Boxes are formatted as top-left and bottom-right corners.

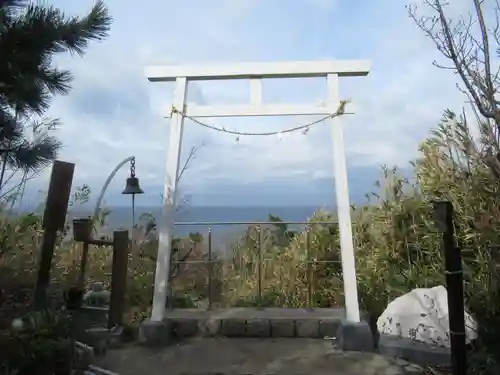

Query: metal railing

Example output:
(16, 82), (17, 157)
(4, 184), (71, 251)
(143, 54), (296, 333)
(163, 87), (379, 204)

(167, 220), (342, 310)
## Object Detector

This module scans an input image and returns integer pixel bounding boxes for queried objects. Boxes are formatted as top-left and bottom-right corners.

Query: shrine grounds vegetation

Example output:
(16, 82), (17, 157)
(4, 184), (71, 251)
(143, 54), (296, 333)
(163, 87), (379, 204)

(1, 110), (500, 374)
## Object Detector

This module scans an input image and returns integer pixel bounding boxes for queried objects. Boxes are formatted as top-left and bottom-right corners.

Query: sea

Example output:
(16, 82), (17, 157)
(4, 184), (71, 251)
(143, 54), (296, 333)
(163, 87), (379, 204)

(69, 205), (336, 240)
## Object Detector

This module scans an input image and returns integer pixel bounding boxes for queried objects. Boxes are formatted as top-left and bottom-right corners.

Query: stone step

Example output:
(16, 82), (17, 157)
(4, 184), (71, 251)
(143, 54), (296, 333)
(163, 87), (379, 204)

(163, 308), (344, 339)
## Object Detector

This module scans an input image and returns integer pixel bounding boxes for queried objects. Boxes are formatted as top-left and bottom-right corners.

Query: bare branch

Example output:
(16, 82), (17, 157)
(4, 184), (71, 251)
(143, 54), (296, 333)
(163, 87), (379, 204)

(472, 0), (495, 109)
(177, 142), (205, 183)
(0, 171), (38, 200)
(408, 0), (500, 120)
(156, 141), (206, 212)
(409, 0), (500, 179)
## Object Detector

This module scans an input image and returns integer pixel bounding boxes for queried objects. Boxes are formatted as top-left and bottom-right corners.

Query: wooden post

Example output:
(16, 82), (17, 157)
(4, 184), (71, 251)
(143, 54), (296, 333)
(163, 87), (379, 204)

(433, 201), (467, 375)
(34, 160), (75, 309)
(78, 242), (90, 287)
(108, 230), (129, 328)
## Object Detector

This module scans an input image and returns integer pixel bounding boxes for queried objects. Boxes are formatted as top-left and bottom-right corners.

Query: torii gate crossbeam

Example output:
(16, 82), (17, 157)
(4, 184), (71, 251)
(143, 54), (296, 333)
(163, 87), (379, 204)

(144, 60), (372, 323)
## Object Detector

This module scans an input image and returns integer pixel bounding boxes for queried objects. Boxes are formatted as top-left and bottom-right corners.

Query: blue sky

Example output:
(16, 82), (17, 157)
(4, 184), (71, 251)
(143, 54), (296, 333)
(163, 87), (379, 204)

(21, 0), (477, 207)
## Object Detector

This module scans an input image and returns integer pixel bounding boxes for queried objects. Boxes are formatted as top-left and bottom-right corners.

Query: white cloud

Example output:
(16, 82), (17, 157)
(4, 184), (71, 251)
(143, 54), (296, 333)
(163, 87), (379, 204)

(27, 0), (480, 202)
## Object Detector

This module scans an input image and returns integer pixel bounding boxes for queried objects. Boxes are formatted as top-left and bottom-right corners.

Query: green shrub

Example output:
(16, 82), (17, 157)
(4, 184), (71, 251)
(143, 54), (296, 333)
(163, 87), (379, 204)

(0, 310), (75, 375)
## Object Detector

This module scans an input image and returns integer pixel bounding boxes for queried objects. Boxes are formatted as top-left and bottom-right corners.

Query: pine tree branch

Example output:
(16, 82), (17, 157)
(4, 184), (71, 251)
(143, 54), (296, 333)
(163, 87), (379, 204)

(0, 0), (112, 116)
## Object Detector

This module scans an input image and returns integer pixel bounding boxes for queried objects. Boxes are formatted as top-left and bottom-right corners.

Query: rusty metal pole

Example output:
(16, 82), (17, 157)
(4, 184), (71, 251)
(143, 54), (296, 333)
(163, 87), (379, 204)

(34, 161), (75, 309)
(207, 227), (213, 310)
(306, 225), (313, 310)
(257, 226), (263, 307)
(108, 230), (129, 328)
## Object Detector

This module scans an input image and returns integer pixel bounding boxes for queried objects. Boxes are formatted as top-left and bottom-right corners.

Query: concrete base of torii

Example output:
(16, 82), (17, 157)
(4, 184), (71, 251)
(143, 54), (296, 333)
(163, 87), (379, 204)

(138, 307), (374, 353)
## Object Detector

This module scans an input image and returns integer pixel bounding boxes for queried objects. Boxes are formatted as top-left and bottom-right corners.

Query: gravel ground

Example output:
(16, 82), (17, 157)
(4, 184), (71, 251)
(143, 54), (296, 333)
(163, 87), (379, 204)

(93, 337), (430, 375)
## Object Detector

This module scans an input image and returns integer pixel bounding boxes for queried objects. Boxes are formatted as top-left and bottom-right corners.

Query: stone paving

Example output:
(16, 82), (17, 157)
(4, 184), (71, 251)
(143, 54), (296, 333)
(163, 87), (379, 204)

(94, 338), (429, 375)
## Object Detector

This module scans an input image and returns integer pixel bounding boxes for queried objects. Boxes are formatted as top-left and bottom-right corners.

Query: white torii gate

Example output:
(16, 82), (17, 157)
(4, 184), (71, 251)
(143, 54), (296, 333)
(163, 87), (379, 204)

(144, 60), (371, 323)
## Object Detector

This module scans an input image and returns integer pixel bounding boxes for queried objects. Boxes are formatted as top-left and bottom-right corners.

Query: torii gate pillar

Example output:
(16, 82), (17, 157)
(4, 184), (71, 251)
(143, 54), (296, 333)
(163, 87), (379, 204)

(144, 60), (371, 323)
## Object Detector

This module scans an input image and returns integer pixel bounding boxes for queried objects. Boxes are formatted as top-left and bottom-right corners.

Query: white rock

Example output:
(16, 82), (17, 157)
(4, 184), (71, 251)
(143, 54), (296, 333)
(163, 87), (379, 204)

(376, 285), (477, 348)
(11, 318), (24, 330)
(88, 365), (120, 375)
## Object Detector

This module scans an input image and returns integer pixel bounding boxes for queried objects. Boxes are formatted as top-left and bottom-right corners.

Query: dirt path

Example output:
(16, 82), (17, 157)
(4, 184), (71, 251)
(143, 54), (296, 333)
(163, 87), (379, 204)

(94, 338), (426, 375)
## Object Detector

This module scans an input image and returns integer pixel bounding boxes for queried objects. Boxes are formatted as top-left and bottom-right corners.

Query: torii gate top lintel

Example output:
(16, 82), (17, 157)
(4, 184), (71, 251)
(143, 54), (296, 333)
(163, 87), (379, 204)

(145, 59), (371, 83)
(144, 59), (372, 118)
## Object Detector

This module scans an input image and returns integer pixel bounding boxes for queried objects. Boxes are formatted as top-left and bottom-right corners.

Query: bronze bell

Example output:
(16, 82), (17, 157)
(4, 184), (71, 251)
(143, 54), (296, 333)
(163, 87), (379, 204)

(122, 176), (144, 195)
